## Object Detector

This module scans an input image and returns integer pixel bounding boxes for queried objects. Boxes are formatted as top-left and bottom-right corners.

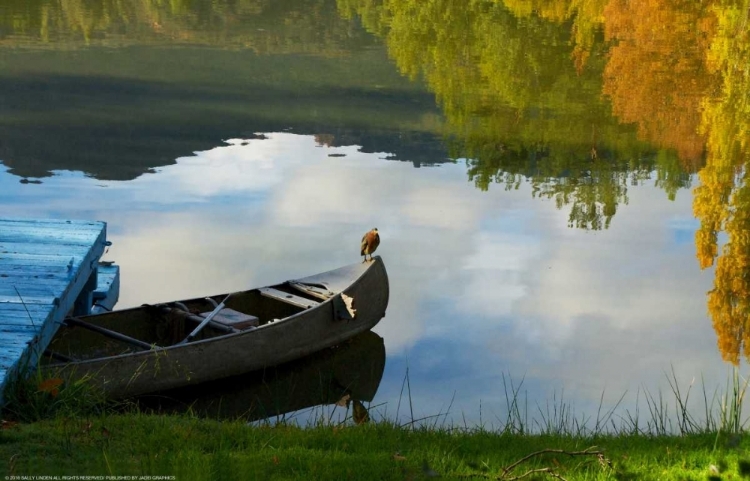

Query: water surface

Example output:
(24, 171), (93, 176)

(1, 0), (748, 430)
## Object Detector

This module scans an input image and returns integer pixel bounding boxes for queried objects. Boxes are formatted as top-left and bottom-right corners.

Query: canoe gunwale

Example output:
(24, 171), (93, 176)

(47, 271), (357, 367)
(45, 256), (388, 394)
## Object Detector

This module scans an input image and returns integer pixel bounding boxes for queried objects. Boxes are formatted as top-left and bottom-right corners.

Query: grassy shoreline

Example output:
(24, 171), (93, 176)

(3, 366), (750, 479)
(2, 412), (750, 480)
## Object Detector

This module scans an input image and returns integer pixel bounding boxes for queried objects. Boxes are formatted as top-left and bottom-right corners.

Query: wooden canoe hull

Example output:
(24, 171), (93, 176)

(43, 257), (389, 398)
(137, 330), (386, 422)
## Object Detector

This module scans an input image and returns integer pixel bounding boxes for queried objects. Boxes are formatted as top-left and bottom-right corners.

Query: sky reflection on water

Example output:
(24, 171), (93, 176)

(0, 132), (726, 426)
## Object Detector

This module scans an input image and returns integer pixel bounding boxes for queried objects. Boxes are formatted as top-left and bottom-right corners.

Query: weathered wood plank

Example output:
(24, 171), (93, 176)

(0, 312), (53, 326)
(0, 221), (103, 231)
(0, 242), (92, 256)
(0, 279), (72, 291)
(0, 294), (57, 304)
(0, 218), (109, 405)
(0, 324), (45, 334)
(0, 331), (37, 344)
(0, 252), (92, 265)
(0, 219), (103, 231)
(0, 300), (55, 308)
(0, 228), (103, 241)
(0, 314), (52, 326)
(0, 305), (53, 317)
(258, 287), (321, 309)
(0, 218), (102, 227)
(0, 266), (78, 279)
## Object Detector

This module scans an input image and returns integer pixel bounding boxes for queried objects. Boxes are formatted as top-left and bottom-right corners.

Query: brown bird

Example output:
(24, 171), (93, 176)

(360, 228), (380, 262)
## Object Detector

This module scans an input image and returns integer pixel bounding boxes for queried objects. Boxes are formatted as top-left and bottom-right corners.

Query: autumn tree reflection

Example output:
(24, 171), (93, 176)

(693, 1), (750, 365)
(339, 0), (687, 230)
(602, 0), (717, 171)
(339, 0), (750, 361)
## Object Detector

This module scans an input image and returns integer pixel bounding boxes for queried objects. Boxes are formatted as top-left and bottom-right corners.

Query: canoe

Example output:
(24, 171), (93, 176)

(42, 256), (389, 398)
(136, 330), (386, 422)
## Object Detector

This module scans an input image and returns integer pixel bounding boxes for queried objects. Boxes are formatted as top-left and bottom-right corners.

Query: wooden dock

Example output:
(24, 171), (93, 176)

(0, 218), (119, 403)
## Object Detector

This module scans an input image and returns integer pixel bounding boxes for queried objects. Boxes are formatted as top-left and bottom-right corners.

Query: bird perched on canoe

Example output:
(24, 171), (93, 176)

(360, 228), (380, 262)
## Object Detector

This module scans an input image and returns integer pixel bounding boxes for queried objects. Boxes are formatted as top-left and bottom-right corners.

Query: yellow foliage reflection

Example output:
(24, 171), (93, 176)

(340, 0), (750, 362)
(340, 0), (688, 230)
(693, 1), (750, 365)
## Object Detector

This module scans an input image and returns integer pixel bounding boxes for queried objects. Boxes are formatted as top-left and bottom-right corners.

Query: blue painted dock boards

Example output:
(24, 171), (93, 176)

(0, 218), (110, 404)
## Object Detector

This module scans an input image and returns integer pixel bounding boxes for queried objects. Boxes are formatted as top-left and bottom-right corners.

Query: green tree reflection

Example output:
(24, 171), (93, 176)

(339, 0), (690, 230)
(0, 0), (438, 180)
(339, 0), (750, 363)
(0, 0), (375, 53)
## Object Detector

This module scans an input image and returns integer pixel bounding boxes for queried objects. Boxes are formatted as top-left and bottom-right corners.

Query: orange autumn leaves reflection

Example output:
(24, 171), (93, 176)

(339, 0), (750, 363)
(602, 0), (715, 169)
(505, 0), (750, 365)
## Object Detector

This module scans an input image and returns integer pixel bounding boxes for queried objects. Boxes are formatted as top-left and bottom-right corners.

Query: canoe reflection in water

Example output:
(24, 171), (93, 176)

(134, 330), (386, 423)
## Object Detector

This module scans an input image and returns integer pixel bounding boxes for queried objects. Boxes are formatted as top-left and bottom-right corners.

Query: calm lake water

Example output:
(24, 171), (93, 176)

(1, 0), (748, 430)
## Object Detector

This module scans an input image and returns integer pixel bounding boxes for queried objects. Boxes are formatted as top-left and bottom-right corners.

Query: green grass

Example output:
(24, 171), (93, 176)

(2, 367), (750, 479)
(2, 413), (750, 480)
(1, 365), (120, 423)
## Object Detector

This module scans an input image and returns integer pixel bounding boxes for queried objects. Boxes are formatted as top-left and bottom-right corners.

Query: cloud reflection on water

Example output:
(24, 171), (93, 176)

(0, 132), (725, 426)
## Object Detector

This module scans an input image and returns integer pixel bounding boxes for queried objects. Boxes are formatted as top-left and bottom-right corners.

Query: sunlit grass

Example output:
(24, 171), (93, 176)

(2, 366), (750, 480)
(3, 412), (750, 480)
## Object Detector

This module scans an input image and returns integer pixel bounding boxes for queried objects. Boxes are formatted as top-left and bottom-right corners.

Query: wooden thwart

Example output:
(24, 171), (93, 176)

(160, 306), (240, 334)
(258, 287), (321, 309)
(287, 281), (335, 301)
(65, 316), (156, 351)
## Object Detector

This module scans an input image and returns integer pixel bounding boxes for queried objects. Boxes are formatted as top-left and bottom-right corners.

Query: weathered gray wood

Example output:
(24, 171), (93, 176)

(200, 308), (259, 330)
(287, 281), (336, 301)
(258, 287), (321, 309)
(162, 307), (239, 334)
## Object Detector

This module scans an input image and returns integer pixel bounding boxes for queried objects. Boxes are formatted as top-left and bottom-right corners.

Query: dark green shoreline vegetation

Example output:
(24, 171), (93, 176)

(3, 368), (750, 480)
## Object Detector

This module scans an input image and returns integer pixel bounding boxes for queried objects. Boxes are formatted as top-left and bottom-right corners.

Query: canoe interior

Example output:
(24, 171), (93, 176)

(43, 285), (320, 363)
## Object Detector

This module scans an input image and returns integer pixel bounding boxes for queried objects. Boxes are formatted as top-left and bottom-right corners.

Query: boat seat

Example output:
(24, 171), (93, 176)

(198, 307), (259, 330)
(258, 287), (321, 309)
